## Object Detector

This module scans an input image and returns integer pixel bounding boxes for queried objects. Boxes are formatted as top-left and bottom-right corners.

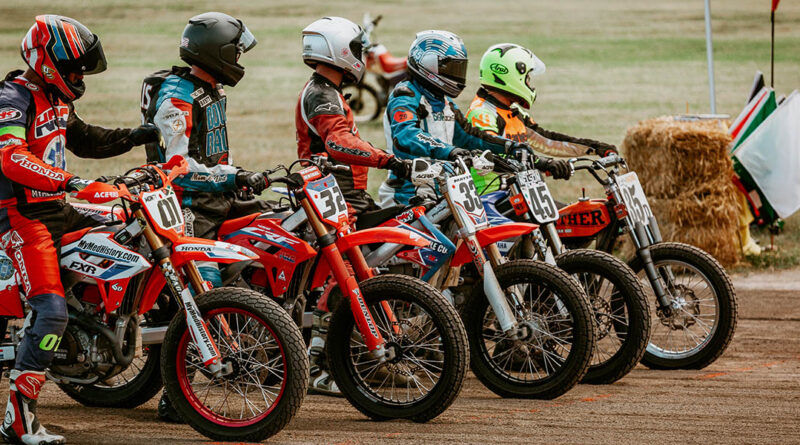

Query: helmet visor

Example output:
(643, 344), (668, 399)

(349, 31), (365, 62)
(439, 56), (467, 84)
(525, 70), (537, 103)
(237, 23), (257, 54)
(54, 34), (107, 75)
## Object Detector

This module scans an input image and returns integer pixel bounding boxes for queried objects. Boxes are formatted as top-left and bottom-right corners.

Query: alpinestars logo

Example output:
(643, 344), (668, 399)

(9, 154), (64, 181)
(314, 102), (341, 114)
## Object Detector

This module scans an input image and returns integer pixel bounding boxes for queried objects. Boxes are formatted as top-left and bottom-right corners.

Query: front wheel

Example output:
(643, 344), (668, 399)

(161, 287), (308, 442)
(326, 275), (468, 423)
(556, 250), (651, 384)
(628, 242), (737, 370)
(462, 260), (595, 399)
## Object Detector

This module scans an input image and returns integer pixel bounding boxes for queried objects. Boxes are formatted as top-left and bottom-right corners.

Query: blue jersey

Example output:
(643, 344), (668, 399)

(377, 79), (508, 207)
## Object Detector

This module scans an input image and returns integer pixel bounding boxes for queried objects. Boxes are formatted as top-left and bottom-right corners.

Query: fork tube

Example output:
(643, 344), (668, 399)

(299, 198), (387, 355)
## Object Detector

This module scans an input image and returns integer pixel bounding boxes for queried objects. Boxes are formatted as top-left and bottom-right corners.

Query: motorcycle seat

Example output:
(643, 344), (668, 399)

(378, 53), (407, 74)
(218, 213), (260, 237)
(355, 205), (406, 229)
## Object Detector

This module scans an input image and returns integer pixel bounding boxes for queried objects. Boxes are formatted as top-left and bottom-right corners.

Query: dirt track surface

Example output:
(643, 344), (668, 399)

(16, 272), (800, 444)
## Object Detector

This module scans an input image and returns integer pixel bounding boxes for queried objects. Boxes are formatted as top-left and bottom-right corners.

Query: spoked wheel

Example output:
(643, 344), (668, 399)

(327, 275), (468, 423)
(629, 242), (737, 369)
(556, 250), (651, 384)
(161, 288), (308, 442)
(342, 83), (382, 122)
(463, 260), (595, 399)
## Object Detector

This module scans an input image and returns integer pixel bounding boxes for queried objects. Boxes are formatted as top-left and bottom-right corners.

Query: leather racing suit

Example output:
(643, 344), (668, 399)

(0, 70), (144, 372)
(377, 79), (510, 207)
(296, 73), (394, 214)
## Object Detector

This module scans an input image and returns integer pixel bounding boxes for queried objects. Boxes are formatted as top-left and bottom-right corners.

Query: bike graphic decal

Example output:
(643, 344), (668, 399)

(517, 169), (559, 224)
(306, 174), (349, 226)
(142, 187), (185, 235)
(616, 172), (653, 227)
(61, 232), (151, 280)
(446, 173), (488, 232)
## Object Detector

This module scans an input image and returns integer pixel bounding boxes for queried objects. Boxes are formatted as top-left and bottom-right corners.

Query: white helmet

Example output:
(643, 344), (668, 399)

(302, 17), (365, 83)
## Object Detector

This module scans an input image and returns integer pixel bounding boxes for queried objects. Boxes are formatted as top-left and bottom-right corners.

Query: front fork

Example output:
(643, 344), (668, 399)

(465, 233), (520, 334)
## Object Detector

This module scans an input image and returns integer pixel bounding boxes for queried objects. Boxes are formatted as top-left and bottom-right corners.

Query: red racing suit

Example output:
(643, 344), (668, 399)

(0, 71), (141, 371)
(296, 73), (393, 213)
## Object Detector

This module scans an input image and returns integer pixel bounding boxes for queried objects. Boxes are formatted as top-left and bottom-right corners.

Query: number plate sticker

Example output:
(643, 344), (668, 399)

(517, 170), (559, 224)
(446, 173), (488, 232)
(305, 174), (349, 226)
(142, 187), (185, 234)
(616, 172), (653, 226)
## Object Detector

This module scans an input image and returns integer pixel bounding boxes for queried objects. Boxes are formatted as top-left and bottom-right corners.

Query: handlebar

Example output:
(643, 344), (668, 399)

(567, 154), (626, 186)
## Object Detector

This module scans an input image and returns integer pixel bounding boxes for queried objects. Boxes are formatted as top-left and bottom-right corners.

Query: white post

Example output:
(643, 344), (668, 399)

(704, 0), (716, 113)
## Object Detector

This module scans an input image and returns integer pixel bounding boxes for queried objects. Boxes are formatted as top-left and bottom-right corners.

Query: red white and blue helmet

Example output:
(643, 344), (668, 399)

(20, 15), (107, 102)
(407, 30), (468, 98)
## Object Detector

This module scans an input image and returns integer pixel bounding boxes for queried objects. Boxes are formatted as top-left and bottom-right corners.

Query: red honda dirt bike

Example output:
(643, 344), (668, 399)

(556, 155), (737, 369)
(360, 154), (596, 399)
(218, 158), (468, 422)
(0, 158), (308, 442)
(342, 12), (408, 122)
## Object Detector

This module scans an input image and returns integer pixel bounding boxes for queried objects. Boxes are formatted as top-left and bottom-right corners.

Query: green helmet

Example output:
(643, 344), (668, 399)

(479, 43), (545, 108)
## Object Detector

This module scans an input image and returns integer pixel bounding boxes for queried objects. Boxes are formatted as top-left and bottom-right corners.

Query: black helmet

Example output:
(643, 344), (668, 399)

(179, 12), (256, 86)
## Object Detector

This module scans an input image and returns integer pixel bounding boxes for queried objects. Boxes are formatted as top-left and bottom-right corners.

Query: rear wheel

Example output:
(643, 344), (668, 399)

(326, 275), (468, 423)
(161, 287), (308, 442)
(462, 260), (595, 399)
(556, 250), (650, 384)
(629, 242), (737, 369)
(342, 83), (382, 122)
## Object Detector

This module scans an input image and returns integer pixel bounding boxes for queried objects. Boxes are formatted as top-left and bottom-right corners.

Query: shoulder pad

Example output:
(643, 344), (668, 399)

(392, 84), (415, 98)
(0, 81), (32, 129)
(303, 82), (345, 119)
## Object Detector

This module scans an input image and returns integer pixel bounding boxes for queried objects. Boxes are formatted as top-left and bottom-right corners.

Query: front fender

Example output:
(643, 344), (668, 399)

(171, 237), (258, 267)
(450, 223), (538, 267)
(336, 227), (430, 252)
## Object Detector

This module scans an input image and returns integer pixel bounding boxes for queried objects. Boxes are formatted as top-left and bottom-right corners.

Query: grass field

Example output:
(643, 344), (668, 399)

(1, 0), (799, 267)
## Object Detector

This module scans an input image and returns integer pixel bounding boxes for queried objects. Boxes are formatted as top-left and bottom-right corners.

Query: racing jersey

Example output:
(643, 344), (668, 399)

(0, 71), (139, 214)
(377, 79), (509, 207)
(141, 66), (238, 196)
(296, 73), (392, 196)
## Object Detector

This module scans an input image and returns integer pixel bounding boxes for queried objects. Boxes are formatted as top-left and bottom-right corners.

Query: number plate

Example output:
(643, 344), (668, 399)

(446, 173), (488, 232)
(305, 174), (349, 226)
(616, 172), (653, 226)
(517, 170), (559, 224)
(142, 187), (184, 234)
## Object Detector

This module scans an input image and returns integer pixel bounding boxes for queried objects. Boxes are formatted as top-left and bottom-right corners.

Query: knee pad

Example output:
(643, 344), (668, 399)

(197, 265), (223, 289)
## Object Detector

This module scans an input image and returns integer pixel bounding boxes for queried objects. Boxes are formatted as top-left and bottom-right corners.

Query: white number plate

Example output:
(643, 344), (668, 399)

(517, 170), (559, 224)
(617, 172), (653, 226)
(446, 173), (488, 232)
(142, 187), (184, 233)
(306, 175), (349, 226)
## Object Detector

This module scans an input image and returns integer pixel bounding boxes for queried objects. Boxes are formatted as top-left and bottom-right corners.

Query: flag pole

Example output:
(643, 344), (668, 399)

(704, 0), (716, 114)
(771, 9), (775, 87)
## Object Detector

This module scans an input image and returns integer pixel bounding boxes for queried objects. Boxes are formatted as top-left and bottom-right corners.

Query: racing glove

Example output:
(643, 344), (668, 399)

(65, 176), (94, 192)
(235, 170), (269, 195)
(534, 157), (572, 180)
(385, 156), (413, 179)
(448, 147), (471, 160)
(128, 123), (161, 146)
(593, 142), (618, 157)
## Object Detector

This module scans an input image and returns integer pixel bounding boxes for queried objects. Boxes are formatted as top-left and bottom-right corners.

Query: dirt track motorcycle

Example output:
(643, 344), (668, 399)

(218, 158), (468, 423)
(552, 155), (737, 369)
(342, 12), (408, 122)
(358, 153), (596, 399)
(0, 158), (308, 442)
(479, 150), (651, 384)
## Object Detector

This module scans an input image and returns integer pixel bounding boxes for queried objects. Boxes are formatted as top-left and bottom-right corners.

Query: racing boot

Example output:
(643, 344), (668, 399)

(307, 309), (342, 397)
(0, 370), (65, 445)
(157, 391), (183, 423)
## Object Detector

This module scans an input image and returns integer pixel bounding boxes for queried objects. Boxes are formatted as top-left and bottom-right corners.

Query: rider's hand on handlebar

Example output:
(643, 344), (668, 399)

(594, 142), (618, 158)
(534, 157), (572, 180)
(448, 147), (470, 161)
(128, 123), (161, 146)
(65, 176), (94, 192)
(236, 170), (269, 195)
(385, 156), (412, 179)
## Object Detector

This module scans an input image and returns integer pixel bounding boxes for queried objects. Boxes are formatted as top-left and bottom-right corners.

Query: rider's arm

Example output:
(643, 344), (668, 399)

(301, 87), (392, 167)
(0, 94), (73, 191)
(152, 95), (239, 192)
(65, 106), (137, 158)
(385, 88), (455, 160)
(451, 102), (509, 155)
(518, 110), (615, 157)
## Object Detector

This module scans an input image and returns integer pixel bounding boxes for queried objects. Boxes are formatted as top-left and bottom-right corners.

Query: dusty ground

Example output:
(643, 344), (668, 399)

(16, 271), (800, 444)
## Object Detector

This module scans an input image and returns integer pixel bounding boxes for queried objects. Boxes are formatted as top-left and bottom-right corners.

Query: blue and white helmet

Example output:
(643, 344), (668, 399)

(407, 30), (468, 98)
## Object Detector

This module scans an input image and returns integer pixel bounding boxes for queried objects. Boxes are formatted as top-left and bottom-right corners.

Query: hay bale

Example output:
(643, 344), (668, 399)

(622, 116), (741, 266)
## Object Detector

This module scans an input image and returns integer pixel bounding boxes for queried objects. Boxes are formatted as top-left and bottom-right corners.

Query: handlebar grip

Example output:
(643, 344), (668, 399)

(596, 153), (622, 168)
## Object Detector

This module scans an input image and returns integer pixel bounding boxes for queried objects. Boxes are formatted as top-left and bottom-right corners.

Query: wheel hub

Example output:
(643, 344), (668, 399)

(659, 285), (700, 330)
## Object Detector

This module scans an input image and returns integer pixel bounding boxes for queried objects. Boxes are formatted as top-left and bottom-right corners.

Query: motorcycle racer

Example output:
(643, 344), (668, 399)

(0, 15), (159, 445)
(377, 30), (572, 207)
(140, 11), (265, 422)
(466, 43), (617, 192)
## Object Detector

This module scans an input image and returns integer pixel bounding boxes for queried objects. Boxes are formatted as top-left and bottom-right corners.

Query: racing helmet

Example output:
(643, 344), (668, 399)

(180, 12), (257, 87)
(302, 17), (365, 84)
(407, 30), (468, 98)
(479, 43), (545, 108)
(20, 15), (107, 103)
